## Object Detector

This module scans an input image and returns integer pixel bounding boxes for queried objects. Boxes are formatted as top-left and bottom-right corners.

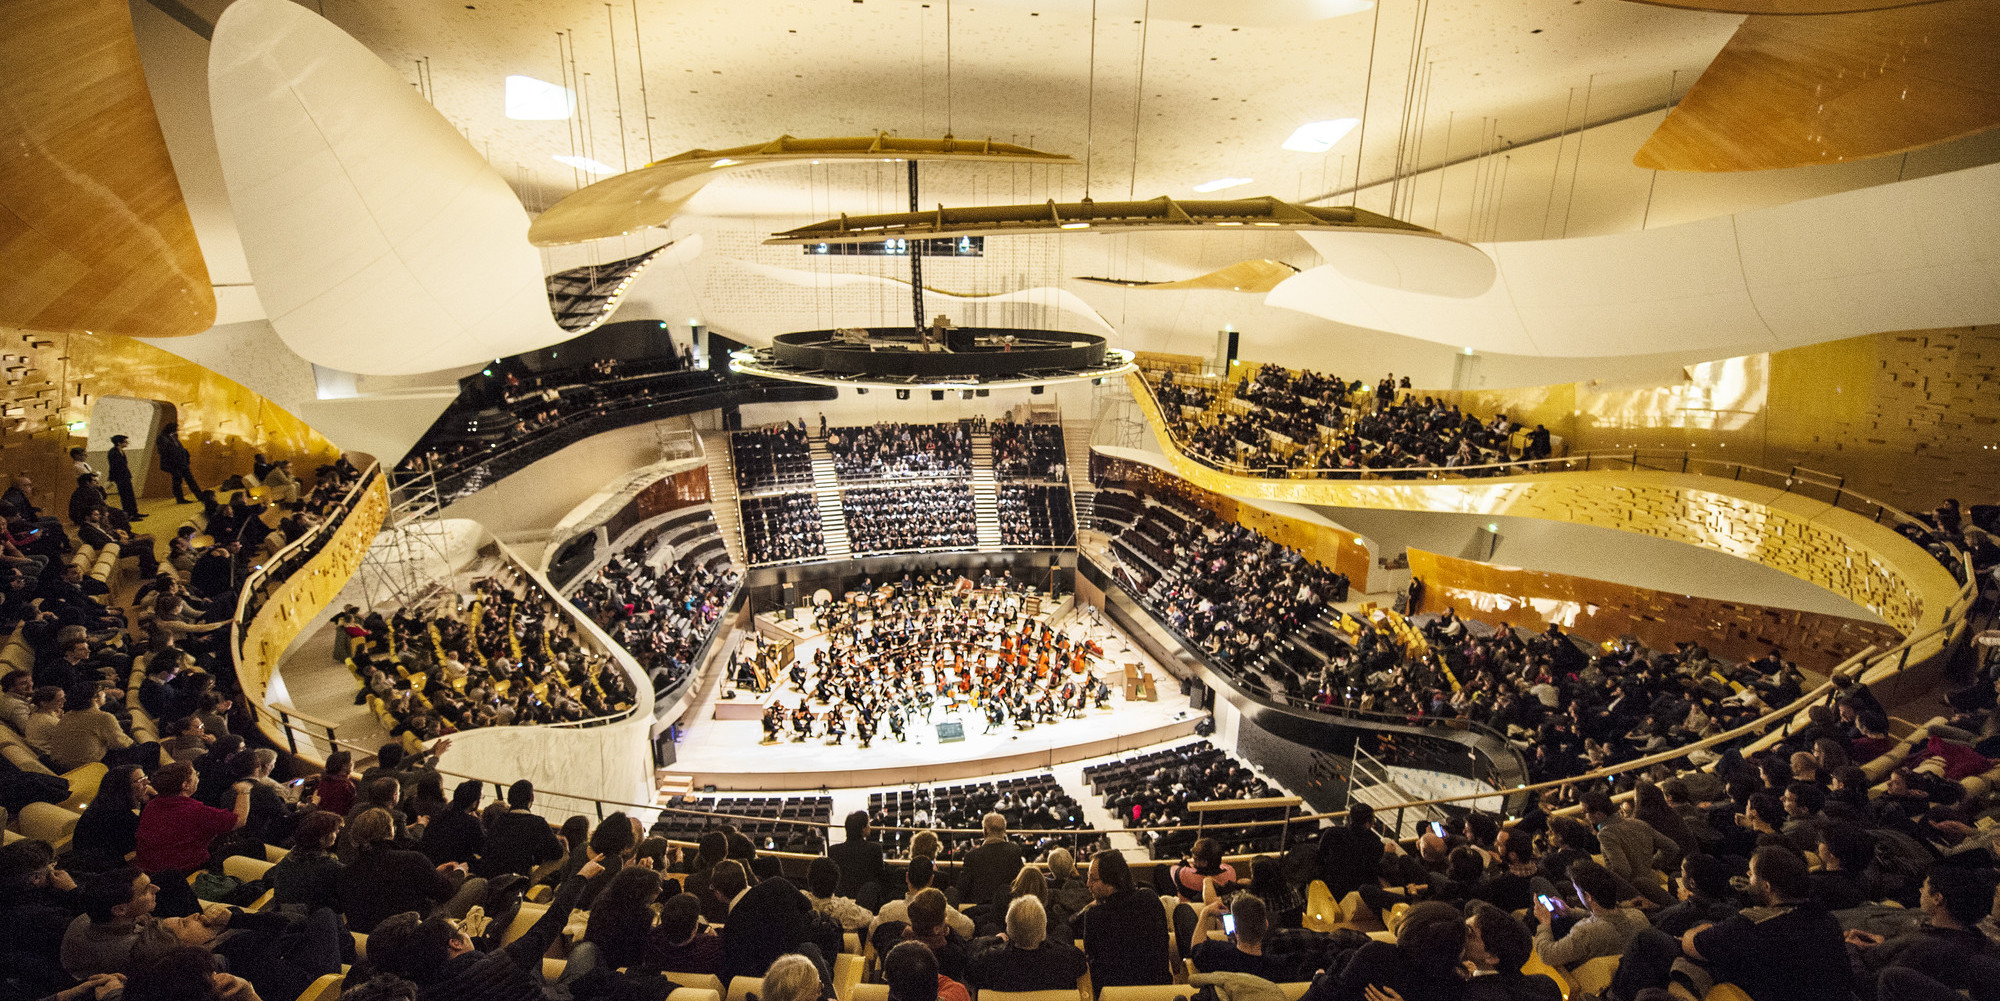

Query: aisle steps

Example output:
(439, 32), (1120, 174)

(806, 438), (852, 559)
(970, 431), (1004, 551)
(1063, 419), (1097, 530)
(702, 432), (749, 567)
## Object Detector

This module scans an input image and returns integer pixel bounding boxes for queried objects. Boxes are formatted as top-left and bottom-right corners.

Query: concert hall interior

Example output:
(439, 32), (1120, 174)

(1, 1), (1997, 1000)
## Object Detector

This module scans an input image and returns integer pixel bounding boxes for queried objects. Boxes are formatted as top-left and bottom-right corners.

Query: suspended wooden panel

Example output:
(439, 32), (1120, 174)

(0, 0), (215, 339)
(1636, 0), (2000, 171)
(1626, 0), (1935, 14)
(1076, 259), (1301, 293)
(529, 135), (1074, 247)
(768, 195), (1438, 241)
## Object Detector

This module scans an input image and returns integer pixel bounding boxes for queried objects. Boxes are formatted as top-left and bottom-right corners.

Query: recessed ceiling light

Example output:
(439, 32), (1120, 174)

(1282, 118), (1361, 152)
(1192, 177), (1253, 193)
(711, 157), (740, 168)
(505, 75), (572, 120)
(553, 154), (618, 175)
(1059, 222), (1091, 230)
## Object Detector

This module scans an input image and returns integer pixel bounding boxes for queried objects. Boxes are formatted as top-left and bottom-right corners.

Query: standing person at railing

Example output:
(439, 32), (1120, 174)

(1078, 849), (1171, 993)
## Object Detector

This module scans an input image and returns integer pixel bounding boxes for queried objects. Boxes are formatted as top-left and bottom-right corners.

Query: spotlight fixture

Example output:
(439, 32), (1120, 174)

(895, 389), (909, 400)
(931, 389), (945, 401)
(1031, 385), (1045, 395)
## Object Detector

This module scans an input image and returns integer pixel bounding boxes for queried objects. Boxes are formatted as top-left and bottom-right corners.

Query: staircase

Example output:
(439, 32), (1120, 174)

(1063, 419), (1097, 530)
(806, 437), (852, 559)
(700, 431), (749, 567)
(969, 431), (1004, 551)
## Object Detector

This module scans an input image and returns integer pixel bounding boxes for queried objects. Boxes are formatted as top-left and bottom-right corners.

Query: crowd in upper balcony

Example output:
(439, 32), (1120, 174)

(1152, 365), (1548, 477)
(843, 484), (977, 555)
(827, 422), (971, 482)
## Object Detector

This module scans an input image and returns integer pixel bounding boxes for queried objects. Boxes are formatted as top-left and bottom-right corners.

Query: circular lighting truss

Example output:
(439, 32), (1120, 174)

(728, 327), (1135, 390)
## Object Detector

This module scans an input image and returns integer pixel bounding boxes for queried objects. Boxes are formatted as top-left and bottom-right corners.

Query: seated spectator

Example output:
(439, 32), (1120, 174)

(312, 750), (359, 818)
(874, 857), (975, 940)
(51, 684), (158, 774)
(759, 953), (824, 1001)
(1610, 846), (1849, 1001)
(579, 866), (671, 990)
(268, 810), (345, 913)
(0, 838), (86, 1000)
(806, 857), (874, 931)
(1078, 849), (1171, 990)
(885, 939), (970, 1001)
(643, 891), (723, 975)
(956, 813), (1025, 909)
(336, 806), (486, 933)
(717, 858), (815, 982)
(417, 780), (487, 867)
(1845, 863), (1999, 997)
(476, 780), (565, 880)
(21, 684), (64, 756)
(967, 895), (1086, 993)
(1189, 892), (1284, 979)
(69, 764), (151, 874)
(1170, 837), (1239, 902)
(1531, 858), (1648, 969)
(1301, 900), (1466, 1001)
(1463, 902), (1563, 1001)
(367, 852), (605, 1001)
(0, 668), (31, 731)
(62, 866), (343, 1001)
(134, 761), (248, 916)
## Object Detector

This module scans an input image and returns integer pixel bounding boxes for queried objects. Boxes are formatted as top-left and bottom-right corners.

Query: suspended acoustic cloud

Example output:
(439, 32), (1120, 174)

(1282, 119), (1360, 152)
(504, 75), (572, 120)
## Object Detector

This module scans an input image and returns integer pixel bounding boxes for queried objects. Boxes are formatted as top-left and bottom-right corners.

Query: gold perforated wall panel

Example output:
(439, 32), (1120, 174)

(1406, 547), (1904, 673)
(0, 325), (341, 515)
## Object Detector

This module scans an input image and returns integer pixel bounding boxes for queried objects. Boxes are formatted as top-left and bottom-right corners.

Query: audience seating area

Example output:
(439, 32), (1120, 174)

(997, 483), (1075, 547)
(733, 424), (815, 493)
(1085, 741), (1304, 858)
(565, 510), (739, 703)
(842, 483), (977, 555)
(650, 793), (835, 852)
(348, 563), (638, 739)
(827, 422), (971, 482)
(868, 774), (1087, 856)
(741, 492), (825, 564)
(1147, 364), (1544, 477)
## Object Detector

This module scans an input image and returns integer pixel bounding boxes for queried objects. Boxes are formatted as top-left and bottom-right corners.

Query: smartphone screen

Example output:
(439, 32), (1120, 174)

(1222, 913), (1236, 936)
(1430, 821), (1448, 837)
(1538, 894), (1562, 912)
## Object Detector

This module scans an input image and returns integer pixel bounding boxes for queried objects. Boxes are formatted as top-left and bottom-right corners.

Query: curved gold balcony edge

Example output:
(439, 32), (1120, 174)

(1123, 371), (1963, 634)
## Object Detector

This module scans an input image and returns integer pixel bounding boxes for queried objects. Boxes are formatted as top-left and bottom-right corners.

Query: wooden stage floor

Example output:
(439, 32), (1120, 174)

(667, 607), (1205, 790)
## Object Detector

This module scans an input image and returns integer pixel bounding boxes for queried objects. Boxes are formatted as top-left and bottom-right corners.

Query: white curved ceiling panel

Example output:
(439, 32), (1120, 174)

(1268, 161), (2000, 357)
(208, 0), (569, 375)
(1298, 231), (1496, 298)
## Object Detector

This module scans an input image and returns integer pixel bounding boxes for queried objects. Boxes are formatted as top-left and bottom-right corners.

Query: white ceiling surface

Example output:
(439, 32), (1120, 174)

(318, 0), (1740, 214)
(207, 0), (574, 376)
(1267, 160), (2000, 356)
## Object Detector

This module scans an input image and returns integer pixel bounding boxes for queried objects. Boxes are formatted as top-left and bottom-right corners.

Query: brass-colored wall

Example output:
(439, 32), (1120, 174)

(239, 476), (387, 715)
(1090, 452), (1374, 585)
(1406, 547), (1904, 674)
(0, 326), (342, 512)
(1405, 327), (1999, 514)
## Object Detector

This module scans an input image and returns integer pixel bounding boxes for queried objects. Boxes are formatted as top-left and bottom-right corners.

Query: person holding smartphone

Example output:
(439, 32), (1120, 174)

(1189, 892), (1285, 979)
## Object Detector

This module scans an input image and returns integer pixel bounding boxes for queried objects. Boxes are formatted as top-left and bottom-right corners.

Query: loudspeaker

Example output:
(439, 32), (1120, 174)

(936, 722), (965, 743)
(781, 581), (797, 608)
(1188, 679), (1211, 711)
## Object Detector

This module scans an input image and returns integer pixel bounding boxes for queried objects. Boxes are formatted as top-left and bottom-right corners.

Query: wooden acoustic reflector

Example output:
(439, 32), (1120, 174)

(1075, 259), (1302, 293)
(0, 0), (215, 338)
(1636, 0), (2000, 171)
(528, 135), (1074, 247)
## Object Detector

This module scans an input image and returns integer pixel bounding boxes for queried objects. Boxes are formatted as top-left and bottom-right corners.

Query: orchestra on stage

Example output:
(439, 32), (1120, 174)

(736, 571), (1113, 747)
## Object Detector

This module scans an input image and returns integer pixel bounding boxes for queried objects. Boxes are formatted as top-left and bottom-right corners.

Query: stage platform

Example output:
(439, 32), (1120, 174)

(668, 605), (1203, 790)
